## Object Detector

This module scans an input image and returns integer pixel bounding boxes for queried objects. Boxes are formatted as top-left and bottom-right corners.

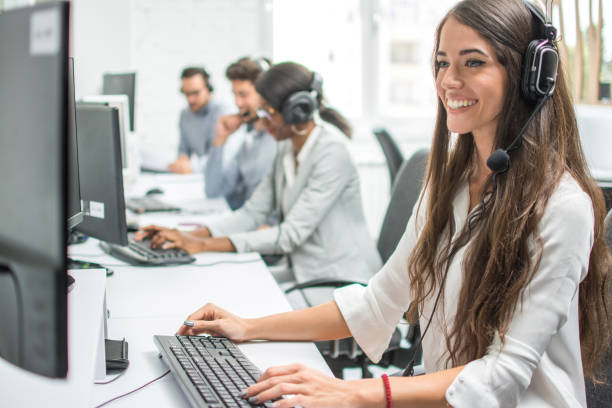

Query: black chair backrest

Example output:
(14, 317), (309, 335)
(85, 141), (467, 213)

(377, 148), (429, 264)
(374, 127), (404, 187)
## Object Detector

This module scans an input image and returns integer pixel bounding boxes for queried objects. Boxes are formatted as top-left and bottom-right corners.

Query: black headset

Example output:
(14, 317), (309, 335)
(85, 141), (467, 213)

(486, 0), (558, 174)
(400, 0), (559, 378)
(280, 72), (323, 125)
(520, 1), (559, 102)
(254, 57), (271, 73)
(197, 67), (214, 92)
(205, 73), (214, 92)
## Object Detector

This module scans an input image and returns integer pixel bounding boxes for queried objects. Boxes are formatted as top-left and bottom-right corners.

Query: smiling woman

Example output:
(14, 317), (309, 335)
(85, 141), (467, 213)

(157, 1), (610, 407)
(435, 17), (507, 158)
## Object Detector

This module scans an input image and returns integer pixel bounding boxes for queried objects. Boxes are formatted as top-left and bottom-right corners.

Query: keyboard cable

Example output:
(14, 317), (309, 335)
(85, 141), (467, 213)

(93, 369), (171, 408)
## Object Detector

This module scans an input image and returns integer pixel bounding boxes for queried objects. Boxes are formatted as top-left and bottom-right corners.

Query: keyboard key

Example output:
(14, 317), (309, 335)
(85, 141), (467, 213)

(156, 335), (277, 408)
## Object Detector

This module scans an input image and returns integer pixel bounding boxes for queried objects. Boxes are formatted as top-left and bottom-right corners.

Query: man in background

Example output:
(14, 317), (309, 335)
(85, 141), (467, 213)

(205, 57), (276, 210)
(169, 66), (227, 173)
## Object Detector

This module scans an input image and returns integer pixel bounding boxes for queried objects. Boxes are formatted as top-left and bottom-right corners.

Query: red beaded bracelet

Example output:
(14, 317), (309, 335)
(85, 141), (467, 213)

(381, 374), (392, 408)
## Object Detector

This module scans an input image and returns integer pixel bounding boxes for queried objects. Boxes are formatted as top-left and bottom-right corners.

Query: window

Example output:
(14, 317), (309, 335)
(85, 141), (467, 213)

(272, 0), (455, 140)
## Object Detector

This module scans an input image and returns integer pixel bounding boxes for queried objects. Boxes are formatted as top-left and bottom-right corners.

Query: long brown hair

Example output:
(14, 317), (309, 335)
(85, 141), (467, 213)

(408, 0), (610, 380)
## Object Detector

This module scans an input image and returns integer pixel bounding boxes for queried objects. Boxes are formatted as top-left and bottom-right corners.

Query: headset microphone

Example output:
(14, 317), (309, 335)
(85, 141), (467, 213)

(486, 149), (511, 173)
(485, 0), (558, 175)
(485, 88), (552, 174)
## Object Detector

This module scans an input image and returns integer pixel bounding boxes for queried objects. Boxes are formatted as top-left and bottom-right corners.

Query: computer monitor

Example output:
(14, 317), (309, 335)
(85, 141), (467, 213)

(81, 94), (130, 169)
(102, 72), (136, 132)
(68, 57), (84, 229)
(75, 103), (129, 246)
(0, 1), (70, 378)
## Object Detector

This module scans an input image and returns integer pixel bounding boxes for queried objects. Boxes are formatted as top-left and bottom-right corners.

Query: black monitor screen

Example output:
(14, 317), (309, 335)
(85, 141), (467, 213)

(68, 57), (83, 230)
(0, 2), (70, 378)
(102, 72), (136, 132)
(75, 103), (128, 246)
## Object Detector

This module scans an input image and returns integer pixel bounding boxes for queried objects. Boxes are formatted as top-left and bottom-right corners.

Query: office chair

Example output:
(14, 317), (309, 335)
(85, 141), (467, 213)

(585, 208), (612, 407)
(285, 148), (430, 378)
(373, 127), (404, 189)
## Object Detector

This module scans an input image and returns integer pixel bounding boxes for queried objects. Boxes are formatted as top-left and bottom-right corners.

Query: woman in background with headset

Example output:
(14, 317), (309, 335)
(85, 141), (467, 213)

(137, 62), (382, 289)
(174, 0), (610, 406)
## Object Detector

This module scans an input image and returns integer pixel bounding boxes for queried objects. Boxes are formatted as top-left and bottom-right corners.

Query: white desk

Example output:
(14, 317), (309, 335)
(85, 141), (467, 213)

(125, 173), (228, 217)
(78, 245), (331, 406)
(0, 269), (107, 407)
(66, 173), (332, 406)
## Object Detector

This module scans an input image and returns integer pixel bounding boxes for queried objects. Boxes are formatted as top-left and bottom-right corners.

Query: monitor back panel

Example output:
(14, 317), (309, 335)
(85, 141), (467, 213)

(75, 103), (128, 246)
(67, 56), (83, 228)
(0, 2), (70, 378)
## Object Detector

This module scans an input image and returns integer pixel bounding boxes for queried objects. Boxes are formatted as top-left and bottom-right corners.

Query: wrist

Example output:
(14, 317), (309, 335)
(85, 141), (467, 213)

(197, 237), (209, 253)
(212, 135), (227, 147)
(350, 378), (387, 408)
(242, 318), (259, 341)
(193, 227), (211, 238)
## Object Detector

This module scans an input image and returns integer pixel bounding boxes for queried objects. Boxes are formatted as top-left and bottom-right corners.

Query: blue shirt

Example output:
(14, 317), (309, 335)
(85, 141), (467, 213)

(178, 98), (227, 158)
(205, 125), (277, 210)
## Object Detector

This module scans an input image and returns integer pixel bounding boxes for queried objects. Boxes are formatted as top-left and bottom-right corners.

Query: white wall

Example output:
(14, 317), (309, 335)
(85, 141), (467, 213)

(72, 0), (272, 154)
(69, 0), (423, 238)
(72, 0), (131, 98)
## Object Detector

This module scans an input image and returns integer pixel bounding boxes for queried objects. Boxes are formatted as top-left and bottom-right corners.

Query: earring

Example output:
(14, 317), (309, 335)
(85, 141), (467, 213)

(290, 124), (309, 136)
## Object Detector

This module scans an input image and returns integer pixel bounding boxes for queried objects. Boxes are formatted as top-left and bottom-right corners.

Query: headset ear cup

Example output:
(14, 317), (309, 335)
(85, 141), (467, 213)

(521, 40), (540, 101)
(521, 40), (558, 101)
(281, 92), (316, 125)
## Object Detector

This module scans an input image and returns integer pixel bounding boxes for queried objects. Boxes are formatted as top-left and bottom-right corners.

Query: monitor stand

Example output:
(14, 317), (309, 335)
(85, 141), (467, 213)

(66, 274), (75, 293)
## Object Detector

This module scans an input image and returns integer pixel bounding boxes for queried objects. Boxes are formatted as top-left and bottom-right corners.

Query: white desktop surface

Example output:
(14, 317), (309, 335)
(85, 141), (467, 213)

(0, 269), (106, 408)
(89, 249), (332, 407)
(72, 174), (332, 406)
(125, 172), (228, 216)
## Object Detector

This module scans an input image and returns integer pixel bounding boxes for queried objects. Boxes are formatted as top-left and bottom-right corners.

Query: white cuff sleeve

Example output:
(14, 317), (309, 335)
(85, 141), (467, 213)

(445, 359), (499, 408)
(334, 284), (397, 363)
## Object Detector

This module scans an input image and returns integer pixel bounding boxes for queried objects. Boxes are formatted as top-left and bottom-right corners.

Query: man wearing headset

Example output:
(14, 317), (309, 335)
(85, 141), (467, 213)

(169, 66), (228, 174)
(205, 57), (277, 210)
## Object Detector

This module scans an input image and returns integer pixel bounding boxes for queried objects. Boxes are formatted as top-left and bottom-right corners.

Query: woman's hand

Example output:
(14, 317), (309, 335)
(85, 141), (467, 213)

(243, 364), (369, 408)
(134, 225), (206, 254)
(177, 303), (251, 341)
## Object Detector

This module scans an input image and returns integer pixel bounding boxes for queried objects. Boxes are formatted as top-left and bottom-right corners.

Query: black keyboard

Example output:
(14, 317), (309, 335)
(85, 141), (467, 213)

(99, 233), (195, 266)
(154, 335), (273, 408)
(126, 196), (181, 213)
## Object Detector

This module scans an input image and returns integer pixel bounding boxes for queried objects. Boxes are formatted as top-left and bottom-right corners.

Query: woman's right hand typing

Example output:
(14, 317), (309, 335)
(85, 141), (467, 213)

(177, 303), (252, 342)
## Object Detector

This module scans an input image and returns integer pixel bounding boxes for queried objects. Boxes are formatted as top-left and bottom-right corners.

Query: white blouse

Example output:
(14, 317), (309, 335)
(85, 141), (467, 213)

(334, 173), (594, 407)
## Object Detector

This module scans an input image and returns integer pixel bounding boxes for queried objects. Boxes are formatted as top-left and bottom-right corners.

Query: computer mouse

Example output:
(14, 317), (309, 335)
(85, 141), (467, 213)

(145, 187), (164, 196)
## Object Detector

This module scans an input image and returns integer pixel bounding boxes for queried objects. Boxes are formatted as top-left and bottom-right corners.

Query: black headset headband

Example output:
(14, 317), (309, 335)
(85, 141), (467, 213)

(522, 0), (557, 41)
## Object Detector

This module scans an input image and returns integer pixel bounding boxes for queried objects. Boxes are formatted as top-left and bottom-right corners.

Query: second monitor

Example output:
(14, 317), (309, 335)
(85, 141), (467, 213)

(74, 102), (194, 266)
(75, 103), (128, 246)
(80, 94), (130, 169)
(102, 72), (136, 132)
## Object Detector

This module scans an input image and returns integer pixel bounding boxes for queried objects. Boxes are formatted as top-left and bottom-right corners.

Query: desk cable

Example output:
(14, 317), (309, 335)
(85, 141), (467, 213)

(93, 369), (170, 408)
